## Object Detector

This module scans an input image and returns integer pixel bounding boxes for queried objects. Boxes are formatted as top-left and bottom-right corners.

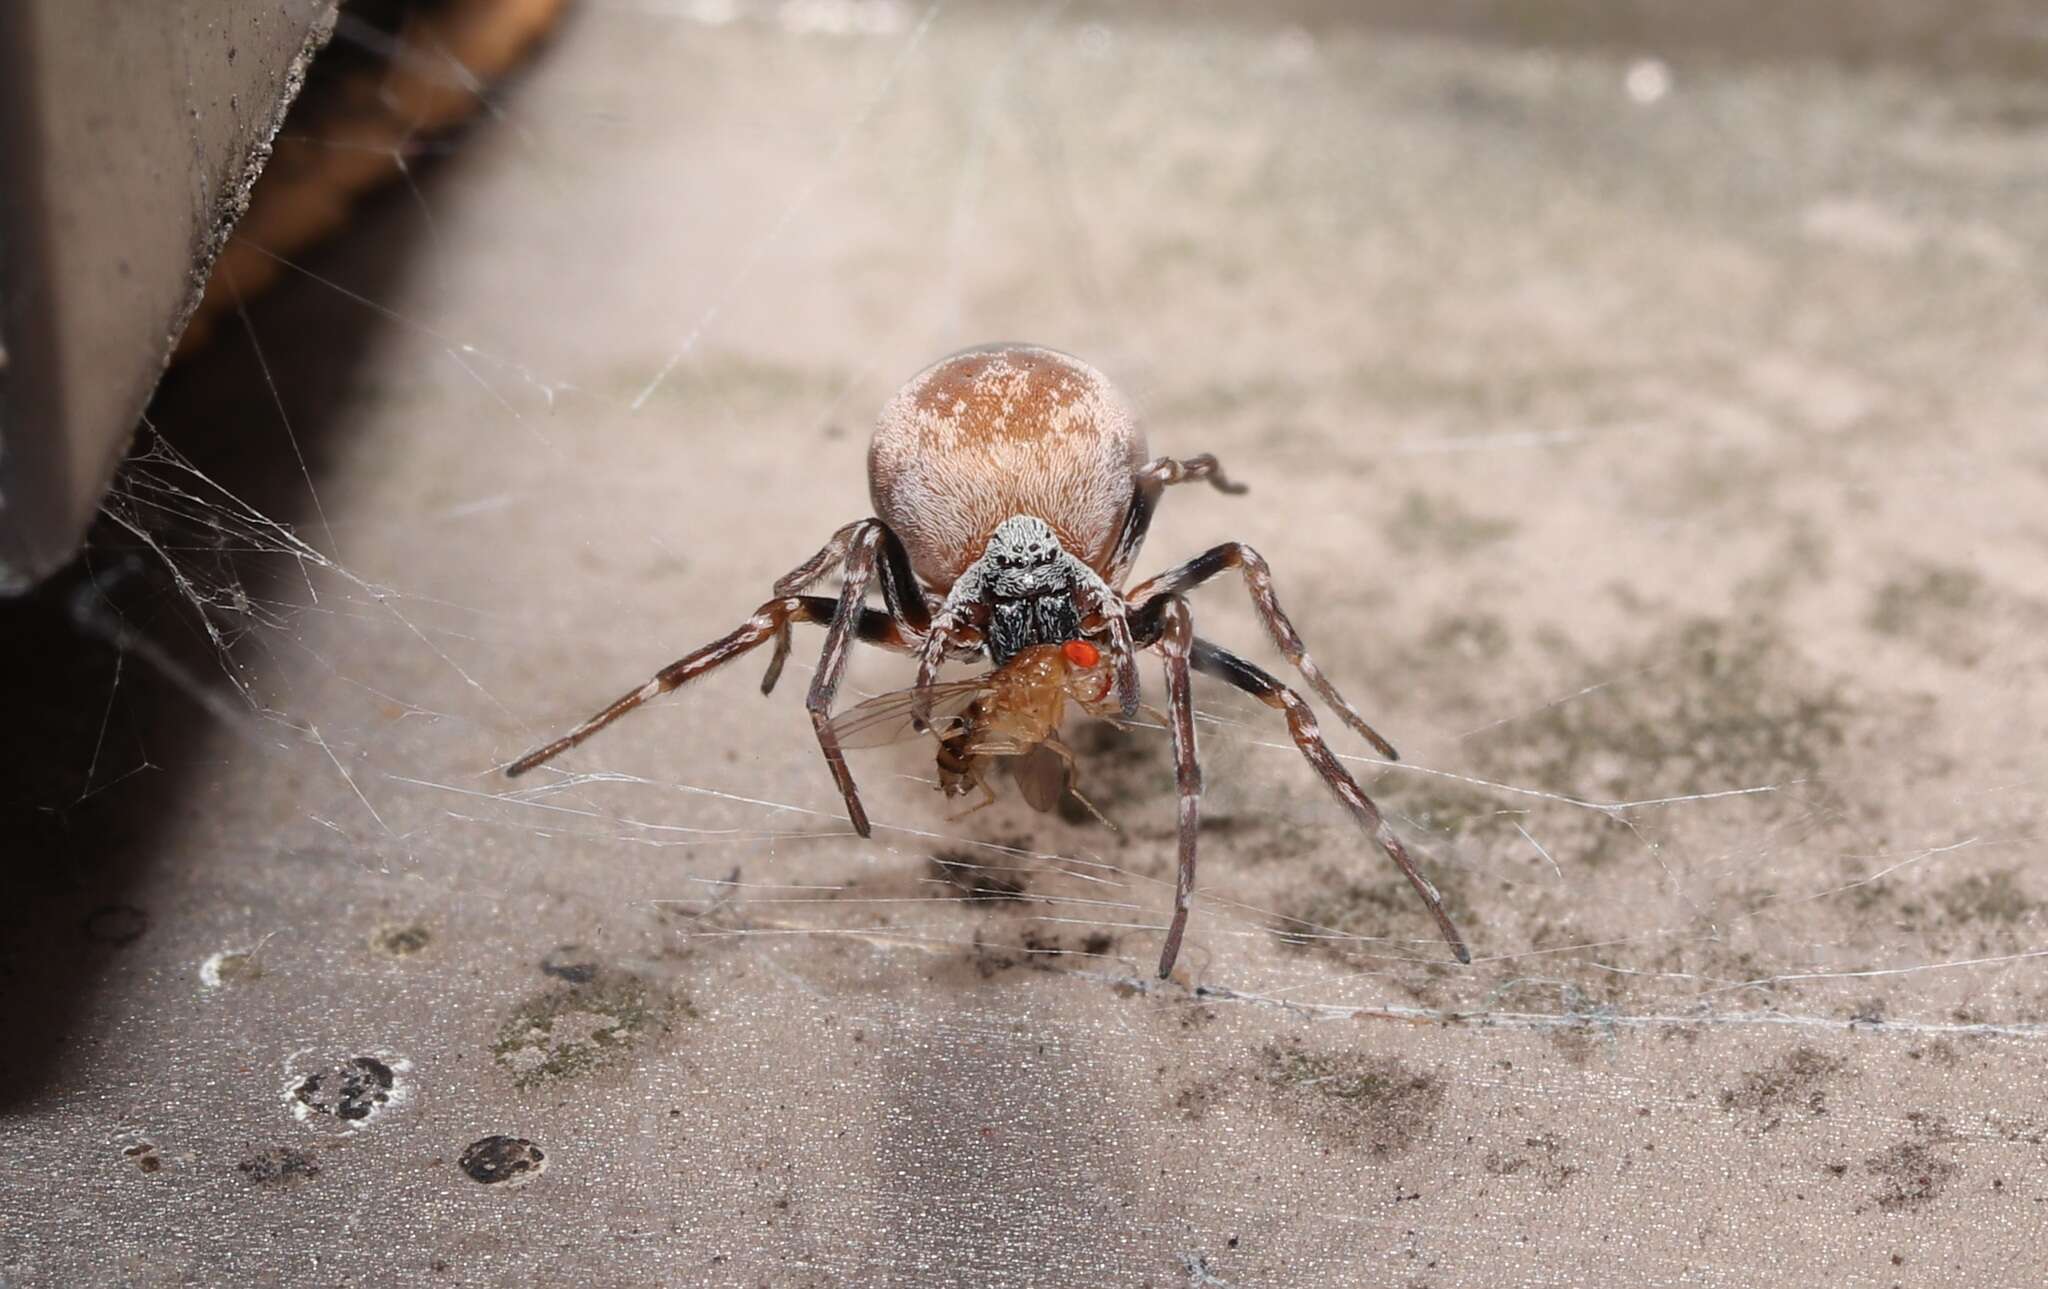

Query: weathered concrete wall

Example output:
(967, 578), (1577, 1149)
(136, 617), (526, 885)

(0, 0), (335, 591)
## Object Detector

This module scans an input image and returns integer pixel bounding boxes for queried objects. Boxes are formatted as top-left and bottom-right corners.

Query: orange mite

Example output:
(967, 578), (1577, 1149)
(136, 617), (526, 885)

(508, 344), (1471, 978)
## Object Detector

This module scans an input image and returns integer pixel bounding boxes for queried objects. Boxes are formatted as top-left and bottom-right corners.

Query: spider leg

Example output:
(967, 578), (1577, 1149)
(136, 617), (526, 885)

(505, 595), (916, 777)
(763, 520), (928, 695)
(759, 627), (796, 699)
(1105, 455), (1248, 587)
(911, 626), (953, 730)
(1104, 483), (1161, 589)
(771, 521), (870, 596)
(1128, 542), (1399, 761)
(804, 522), (899, 837)
(1153, 594), (1203, 979)
(761, 521), (864, 695)
(1137, 453), (1248, 495)
(1100, 595), (1142, 720)
(1190, 635), (1471, 965)
(911, 583), (986, 729)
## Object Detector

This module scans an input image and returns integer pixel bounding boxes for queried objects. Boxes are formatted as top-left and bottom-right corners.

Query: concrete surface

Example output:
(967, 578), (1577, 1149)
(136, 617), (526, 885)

(3, 2), (2046, 1284)
(0, 0), (337, 591)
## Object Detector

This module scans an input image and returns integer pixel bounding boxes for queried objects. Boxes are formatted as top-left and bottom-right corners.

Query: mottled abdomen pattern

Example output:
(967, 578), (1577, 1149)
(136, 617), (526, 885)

(868, 344), (1146, 592)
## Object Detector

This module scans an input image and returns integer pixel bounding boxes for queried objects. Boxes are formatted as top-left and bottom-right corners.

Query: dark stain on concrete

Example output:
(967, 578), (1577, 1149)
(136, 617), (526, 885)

(238, 1145), (321, 1187)
(1866, 1138), (1958, 1212)
(1255, 1039), (1446, 1154)
(370, 923), (431, 957)
(460, 1135), (547, 1186)
(540, 944), (601, 984)
(929, 851), (1029, 903)
(1720, 1045), (1846, 1125)
(493, 970), (680, 1089)
(293, 1055), (396, 1122)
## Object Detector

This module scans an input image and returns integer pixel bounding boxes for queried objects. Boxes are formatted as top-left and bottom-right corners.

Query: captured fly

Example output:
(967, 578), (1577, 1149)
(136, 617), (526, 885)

(828, 639), (1125, 824)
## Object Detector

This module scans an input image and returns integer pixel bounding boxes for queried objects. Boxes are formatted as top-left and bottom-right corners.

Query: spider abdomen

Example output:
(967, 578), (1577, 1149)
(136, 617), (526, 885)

(869, 344), (1146, 592)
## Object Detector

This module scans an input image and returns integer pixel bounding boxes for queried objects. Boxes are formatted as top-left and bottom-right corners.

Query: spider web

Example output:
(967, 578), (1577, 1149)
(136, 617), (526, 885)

(71, 0), (2044, 1030)
(11, 2), (2048, 1283)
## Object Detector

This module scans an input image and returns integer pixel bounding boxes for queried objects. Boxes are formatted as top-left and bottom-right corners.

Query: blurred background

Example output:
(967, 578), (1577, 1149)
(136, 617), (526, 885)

(3, 1), (2045, 1282)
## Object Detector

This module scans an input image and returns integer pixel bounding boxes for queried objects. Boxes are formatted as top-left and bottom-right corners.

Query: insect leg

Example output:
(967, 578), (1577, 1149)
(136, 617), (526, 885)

(1128, 542), (1398, 761)
(946, 778), (1001, 823)
(1153, 594), (1203, 979)
(506, 596), (913, 777)
(1189, 635), (1471, 964)
(1040, 736), (1119, 832)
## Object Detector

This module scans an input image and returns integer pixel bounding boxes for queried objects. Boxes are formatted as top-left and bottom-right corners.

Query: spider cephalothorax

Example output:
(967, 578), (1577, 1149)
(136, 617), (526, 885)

(947, 515), (1115, 666)
(508, 342), (1470, 979)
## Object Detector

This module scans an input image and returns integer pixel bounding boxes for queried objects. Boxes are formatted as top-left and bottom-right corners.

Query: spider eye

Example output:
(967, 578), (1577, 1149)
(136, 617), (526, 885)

(1062, 640), (1101, 668)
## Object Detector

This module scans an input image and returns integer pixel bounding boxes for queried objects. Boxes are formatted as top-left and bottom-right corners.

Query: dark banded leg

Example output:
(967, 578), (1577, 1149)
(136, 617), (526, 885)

(505, 595), (914, 779)
(910, 608), (987, 729)
(1106, 455), (1248, 587)
(1154, 595), (1203, 979)
(763, 519), (929, 695)
(1098, 594), (1142, 721)
(1191, 636), (1471, 964)
(875, 525), (931, 633)
(762, 522), (863, 695)
(911, 615), (955, 730)
(803, 523), (895, 836)
(798, 528), (900, 833)
(772, 521), (870, 596)
(1104, 482), (1161, 589)
(1129, 542), (1398, 761)
(1137, 453), (1247, 495)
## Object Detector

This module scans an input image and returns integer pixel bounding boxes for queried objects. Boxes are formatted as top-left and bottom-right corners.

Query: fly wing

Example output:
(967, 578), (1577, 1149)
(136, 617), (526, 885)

(826, 678), (989, 749)
(1011, 742), (1070, 813)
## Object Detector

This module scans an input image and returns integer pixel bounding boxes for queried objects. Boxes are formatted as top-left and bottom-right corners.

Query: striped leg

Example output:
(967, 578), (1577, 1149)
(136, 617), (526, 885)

(1106, 455), (1248, 587)
(1191, 636), (1470, 964)
(760, 522), (863, 695)
(910, 609), (965, 731)
(762, 520), (929, 695)
(772, 521), (870, 596)
(504, 592), (915, 805)
(909, 577), (988, 731)
(804, 523), (891, 836)
(1154, 595), (1204, 979)
(1129, 542), (1398, 760)
(1136, 453), (1247, 495)
(1095, 591), (1142, 721)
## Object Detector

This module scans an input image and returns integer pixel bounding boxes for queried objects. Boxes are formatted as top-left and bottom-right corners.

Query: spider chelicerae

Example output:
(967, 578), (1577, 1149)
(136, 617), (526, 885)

(508, 342), (1470, 978)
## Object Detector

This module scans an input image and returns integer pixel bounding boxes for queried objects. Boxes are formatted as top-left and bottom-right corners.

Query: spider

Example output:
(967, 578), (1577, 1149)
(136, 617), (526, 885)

(507, 343), (1470, 977)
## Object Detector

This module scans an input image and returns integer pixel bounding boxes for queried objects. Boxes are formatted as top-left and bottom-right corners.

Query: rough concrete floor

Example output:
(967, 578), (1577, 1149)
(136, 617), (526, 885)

(4, 2), (2047, 1284)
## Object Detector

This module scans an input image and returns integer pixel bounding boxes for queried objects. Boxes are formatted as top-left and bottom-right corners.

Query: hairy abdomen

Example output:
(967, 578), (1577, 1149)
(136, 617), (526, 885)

(869, 344), (1146, 591)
